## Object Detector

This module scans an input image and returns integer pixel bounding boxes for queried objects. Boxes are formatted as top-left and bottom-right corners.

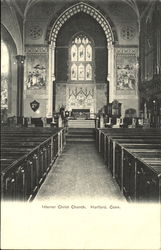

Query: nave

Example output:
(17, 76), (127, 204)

(1, 126), (161, 203)
(35, 142), (126, 201)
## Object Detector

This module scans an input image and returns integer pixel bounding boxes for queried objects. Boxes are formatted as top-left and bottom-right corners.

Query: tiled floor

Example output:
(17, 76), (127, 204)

(35, 143), (126, 201)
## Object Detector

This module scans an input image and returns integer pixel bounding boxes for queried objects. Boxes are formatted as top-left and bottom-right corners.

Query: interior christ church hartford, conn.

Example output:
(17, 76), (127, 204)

(1, 0), (161, 204)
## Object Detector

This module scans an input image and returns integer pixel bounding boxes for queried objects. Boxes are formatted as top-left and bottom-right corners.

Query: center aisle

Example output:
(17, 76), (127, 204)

(35, 142), (126, 201)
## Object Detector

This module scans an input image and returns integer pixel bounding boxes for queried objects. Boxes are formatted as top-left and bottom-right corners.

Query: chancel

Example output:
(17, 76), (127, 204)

(1, 0), (161, 202)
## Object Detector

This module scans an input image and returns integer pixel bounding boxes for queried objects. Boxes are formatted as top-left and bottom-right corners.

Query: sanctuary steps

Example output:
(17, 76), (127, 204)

(68, 119), (95, 128)
(66, 128), (95, 143)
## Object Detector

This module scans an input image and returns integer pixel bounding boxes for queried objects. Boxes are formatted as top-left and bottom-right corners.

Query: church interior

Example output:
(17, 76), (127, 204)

(1, 0), (161, 203)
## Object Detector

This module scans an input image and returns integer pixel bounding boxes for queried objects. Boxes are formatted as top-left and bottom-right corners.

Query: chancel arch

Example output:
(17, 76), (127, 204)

(46, 2), (116, 117)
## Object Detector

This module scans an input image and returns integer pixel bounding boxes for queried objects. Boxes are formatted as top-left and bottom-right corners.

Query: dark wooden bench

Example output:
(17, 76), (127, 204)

(122, 149), (161, 202)
(96, 128), (161, 155)
(1, 127), (66, 201)
(96, 128), (161, 202)
(115, 143), (161, 190)
(109, 137), (161, 176)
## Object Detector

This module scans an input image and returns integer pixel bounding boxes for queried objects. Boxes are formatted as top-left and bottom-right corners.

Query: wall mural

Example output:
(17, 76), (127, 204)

(116, 48), (138, 91)
(25, 54), (47, 90)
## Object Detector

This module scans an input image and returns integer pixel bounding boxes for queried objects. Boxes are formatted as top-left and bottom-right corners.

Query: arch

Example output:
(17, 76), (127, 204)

(69, 31), (95, 49)
(46, 2), (116, 117)
(1, 24), (17, 55)
(47, 2), (116, 45)
(1, 2), (23, 54)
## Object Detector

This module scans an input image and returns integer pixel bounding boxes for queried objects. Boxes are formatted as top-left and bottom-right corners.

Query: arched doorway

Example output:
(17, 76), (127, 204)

(46, 2), (116, 117)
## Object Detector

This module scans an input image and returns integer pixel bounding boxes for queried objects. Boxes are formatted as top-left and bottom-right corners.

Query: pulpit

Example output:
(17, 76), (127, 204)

(105, 100), (122, 118)
(104, 100), (122, 127)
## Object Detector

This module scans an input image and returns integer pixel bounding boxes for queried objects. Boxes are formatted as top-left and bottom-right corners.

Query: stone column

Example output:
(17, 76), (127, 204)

(52, 43), (56, 113)
(16, 55), (25, 117)
(47, 42), (56, 117)
(107, 42), (115, 103)
(106, 79), (109, 105)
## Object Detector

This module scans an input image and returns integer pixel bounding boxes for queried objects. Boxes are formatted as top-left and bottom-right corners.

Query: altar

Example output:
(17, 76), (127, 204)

(71, 109), (90, 119)
(65, 84), (96, 119)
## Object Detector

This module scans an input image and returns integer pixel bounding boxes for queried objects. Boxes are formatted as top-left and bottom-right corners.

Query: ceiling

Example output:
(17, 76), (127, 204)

(3, 0), (152, 20)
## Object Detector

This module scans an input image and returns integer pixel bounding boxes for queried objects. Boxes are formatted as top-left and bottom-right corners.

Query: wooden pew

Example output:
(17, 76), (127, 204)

(109, 137), (161, 177)
(97, 128), (161, 156)
(115, 143), (161, 190)
(96, 128), (161, 202)
(96, 128), (161, 168)
(136, 159), (161, 202)
(96, 128), (161, 173)
(123, 149), (161, 202)
(1, 139), (53, 201)
(1, 127), (66, 201)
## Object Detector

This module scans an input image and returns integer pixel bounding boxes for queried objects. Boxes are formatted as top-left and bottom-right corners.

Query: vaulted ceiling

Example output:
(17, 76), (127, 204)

(2, 0), (152, 20)
(1, 0), (155, 54)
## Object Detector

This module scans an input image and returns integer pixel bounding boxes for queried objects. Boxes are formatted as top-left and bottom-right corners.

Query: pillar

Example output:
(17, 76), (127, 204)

(52, 43), (56, 113)
(47, 42), (56, 117)
(107, 42), (115, 103)
(16, 55), (25, 117)
(106, 80), (109, 105)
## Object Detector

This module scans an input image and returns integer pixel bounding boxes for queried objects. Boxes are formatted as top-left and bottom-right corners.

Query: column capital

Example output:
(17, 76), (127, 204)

(107, 43), (114, 50)
(52, 75), (56, 81)
(106, 77), (110, 83)
(52, 43), (56, 49)
(48, 41), (56, 49)
(16, 55), (25, 64)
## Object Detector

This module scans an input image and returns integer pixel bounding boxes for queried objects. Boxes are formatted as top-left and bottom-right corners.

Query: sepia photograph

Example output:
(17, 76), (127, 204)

(1, 0), (161, 249)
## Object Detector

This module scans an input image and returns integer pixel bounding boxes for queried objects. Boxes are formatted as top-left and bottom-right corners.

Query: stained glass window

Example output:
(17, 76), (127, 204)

(86, 44), (92, 61)
(1, 40), (9, 109)
(78, 44), (85, 61)
(71, 63), (77, 80)
(71, 45), (77, 61)
(70, 34), (93, 81)
(78, 63), (85, 80)
(86, 64), (92, 80)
